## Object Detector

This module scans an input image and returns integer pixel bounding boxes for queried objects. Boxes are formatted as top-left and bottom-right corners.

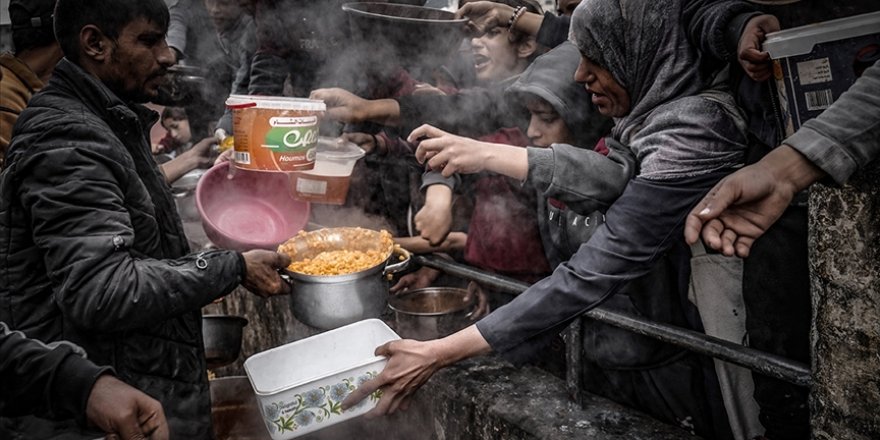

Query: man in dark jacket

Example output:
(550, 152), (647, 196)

(0, 0), (291, 438)
(0, 322), (169, 439)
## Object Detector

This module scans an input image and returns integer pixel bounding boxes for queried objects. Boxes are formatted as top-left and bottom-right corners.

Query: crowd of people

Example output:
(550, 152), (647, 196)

(0, 0), (877, 439)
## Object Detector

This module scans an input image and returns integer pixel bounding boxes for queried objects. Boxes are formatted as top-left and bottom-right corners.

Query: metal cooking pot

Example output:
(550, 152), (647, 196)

(202, 314), (248, 369)
(388, 287), (475, 340)
(172, 168), (207, 222)
(281, 227), (410, 330)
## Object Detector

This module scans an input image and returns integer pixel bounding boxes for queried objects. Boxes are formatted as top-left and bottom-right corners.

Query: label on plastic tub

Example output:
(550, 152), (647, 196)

(228, 95), (325, 172)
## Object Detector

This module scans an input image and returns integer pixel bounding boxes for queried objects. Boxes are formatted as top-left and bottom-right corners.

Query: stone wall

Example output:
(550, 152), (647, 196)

(809, 167), (880, 440)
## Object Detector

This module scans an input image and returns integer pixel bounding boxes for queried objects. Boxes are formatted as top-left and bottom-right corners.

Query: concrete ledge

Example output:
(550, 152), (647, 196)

(307, 356), (698, 439)
(421, 356), (698, 440)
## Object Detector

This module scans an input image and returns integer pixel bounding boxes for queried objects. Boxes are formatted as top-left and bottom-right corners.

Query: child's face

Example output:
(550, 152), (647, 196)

(526, 98), (572, 148)
(574, 55), (631, 118)
(471, 27), (525, 83)
(163, 117), (192, 145)
(204, 0), (243, 32)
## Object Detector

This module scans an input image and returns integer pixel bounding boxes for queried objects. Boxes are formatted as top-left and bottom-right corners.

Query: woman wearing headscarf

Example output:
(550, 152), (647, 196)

(342, 0), (748, 435)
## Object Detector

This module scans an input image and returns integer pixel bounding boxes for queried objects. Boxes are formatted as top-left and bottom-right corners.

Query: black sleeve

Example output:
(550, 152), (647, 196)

(396, 87), (512, 138)
(682, 0), (760, 64)
(14, 126), (244, 333)
(536, 12), (572, 48)
(0, 322), (111, 424)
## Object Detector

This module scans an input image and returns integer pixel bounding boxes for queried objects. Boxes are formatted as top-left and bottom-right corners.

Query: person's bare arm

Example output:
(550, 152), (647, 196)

(456, 1), (544, 37)
(159, 137), (215, 184)
(393, 233), (467, 254)
(310, 88), (400, 126)
(410, 124), (528, 180)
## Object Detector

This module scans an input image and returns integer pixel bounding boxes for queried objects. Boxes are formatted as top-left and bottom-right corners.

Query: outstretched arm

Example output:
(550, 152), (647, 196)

(410, 124), (528, 179)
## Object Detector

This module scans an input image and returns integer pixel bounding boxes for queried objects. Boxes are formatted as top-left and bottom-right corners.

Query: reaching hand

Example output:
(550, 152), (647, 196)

(390, 266), (442, 293)
(410, 125), (492, 177)
(86, 375), (169, 440)
(241, 250), (292, 297)
(415, 185), (454, 246)
(465, 281), (490, 321)
(684, 145), (824, 258)
(342, 132), (385, 155)
(340, 326), (491, 416)
(456, 1), (514, 36)
(738, 14), (780, 82)
(183, 137), (218, 169)
(310, 88), (389, 124)
(340, 339), (444, 416)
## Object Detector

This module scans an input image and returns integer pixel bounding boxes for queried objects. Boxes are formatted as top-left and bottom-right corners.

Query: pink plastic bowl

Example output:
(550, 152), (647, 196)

(196, 164), (310, 251)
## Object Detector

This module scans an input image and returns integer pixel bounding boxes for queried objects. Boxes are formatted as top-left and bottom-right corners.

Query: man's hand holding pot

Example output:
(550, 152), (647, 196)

(241, 250), (292, 297)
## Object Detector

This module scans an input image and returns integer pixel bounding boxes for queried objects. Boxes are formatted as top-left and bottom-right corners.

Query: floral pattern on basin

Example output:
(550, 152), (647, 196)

(263, 371), (383, 434)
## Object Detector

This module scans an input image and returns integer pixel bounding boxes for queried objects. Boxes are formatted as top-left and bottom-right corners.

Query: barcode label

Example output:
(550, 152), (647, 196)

(296, 178), (327, 195)
(234, 151), (250, 164)
(805, 89), (834, 111)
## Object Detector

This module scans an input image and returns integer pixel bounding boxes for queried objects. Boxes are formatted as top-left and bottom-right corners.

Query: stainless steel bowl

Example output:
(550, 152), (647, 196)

(342, 2), (468, 68)
(172, 168), (207, 222)
(389, 287), (475, 340)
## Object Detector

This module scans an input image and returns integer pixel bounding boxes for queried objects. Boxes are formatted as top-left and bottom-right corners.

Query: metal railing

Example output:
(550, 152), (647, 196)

(413, 254), (811, 388)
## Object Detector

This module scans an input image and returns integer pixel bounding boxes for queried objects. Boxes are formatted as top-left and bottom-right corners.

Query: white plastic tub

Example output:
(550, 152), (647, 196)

(243, 319), (399, 439)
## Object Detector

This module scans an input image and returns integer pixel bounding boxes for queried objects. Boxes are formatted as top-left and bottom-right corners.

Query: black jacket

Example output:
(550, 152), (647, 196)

(0, 322), (109, 425)
(0, 59), (244, 438)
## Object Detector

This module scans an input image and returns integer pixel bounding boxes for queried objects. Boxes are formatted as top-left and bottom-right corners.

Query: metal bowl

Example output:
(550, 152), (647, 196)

(172, 168), (207, 222)
(202, 314), (248, 369)
(342, 2), (468, 68)
(389, 287), (475, 340)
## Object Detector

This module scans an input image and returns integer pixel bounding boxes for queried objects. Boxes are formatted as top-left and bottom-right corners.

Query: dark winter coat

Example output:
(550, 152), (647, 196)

(0, 322), (110, 425)
(0, 59), (244, 439)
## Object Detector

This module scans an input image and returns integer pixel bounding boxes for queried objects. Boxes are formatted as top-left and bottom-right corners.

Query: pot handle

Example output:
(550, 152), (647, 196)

(279, 270), (294, 286)
(383, 246), (411, 276)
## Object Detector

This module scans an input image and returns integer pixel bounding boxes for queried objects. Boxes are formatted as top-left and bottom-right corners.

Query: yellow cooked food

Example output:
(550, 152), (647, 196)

(279, 228), (393, 276)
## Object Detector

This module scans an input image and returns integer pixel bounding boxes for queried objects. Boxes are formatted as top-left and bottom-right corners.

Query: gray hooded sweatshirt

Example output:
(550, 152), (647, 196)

(506, 42), (621, 267)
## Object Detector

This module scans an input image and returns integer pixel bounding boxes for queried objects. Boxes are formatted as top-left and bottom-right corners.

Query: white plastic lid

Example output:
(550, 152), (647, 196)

(763, 11), (880, 59)
(224, 94), (326, 112)
(316, 137), (365, 161)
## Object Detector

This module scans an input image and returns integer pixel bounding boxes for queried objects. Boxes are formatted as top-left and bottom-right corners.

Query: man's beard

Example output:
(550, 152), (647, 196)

(108, 52), (164, 103)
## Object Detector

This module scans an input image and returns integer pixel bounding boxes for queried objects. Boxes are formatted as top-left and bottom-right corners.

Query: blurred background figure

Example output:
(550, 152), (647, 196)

(0, 0), (60, 168)
(165, 0), (254, 138)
